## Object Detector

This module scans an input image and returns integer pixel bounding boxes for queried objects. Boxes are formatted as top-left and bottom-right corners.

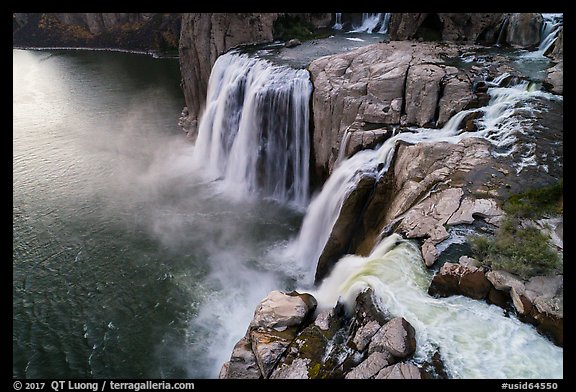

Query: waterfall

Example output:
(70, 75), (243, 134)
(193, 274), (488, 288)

(349, 13), (392, 34)
(538, 13), (563, 54)
(311, 233), (563, 378)
(284, 81), (561, 287)
(333, 13), (343, 30)
(192, 50), (312, 208)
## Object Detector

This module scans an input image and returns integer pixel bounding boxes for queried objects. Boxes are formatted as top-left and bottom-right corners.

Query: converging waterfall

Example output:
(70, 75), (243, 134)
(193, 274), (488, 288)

(284, 81), (562, 282)
(538, 13), (563, 54)
(312, 234), (563, 378)
(348, 13), (392, 34)
(192, 50), (312, 208)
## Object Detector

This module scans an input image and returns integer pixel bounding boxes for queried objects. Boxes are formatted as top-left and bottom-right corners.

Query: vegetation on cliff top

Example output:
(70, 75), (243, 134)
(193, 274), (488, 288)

(468, 179), (563, 279)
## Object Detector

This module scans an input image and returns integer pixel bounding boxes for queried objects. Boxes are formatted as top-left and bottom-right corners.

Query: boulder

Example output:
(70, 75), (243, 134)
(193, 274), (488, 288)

(345, 351), (395, 379)
(250, 290), (317, 330)
(368, 317), (416, 358)
(351, 320), (382, 352)
(428, 262), (491, 300)
(219, 333), (262, 379)
(543, 61), (563, 95)
(285, 38), (301, 48)
(375, 362), (423, 379)
(250, 327), (298, 377)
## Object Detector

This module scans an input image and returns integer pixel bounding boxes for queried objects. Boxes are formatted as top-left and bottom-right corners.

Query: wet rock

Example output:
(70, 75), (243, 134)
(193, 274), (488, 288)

(285, 38), (302, 48)
(368, 317), (416, 358)
(315, 174), (376, 282)
(375, 362), (423, 379)
(429, 262), (491, 300)
(543, 61), (563, 95)
(345, 351), (394, 379)
(251, 327), (299, 378)
(219, 333), (262, 379)
(485, 271), (563, 346)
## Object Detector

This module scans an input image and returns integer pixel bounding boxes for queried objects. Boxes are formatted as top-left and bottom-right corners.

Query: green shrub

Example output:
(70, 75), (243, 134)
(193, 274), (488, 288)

(468, 217), (561, 279)
(503, 179), (563, 219)
(467, 180), (563, 279)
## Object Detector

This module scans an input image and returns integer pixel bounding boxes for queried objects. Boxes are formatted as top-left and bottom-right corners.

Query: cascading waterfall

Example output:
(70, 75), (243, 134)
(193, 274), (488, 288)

(192, 50), (312, 208)
(277, 81), (562, 377)
(333, 13), (343, 30)
(538, 13), (563, 54)
(312, 233), (563, 378)
(285, 80), (562, 279)
(348, 13), (392, 34)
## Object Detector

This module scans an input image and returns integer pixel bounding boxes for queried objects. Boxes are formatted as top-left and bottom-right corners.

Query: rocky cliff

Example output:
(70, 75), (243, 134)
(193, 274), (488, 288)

(12, 13), (181, 53)
(219, 13), (563, 377)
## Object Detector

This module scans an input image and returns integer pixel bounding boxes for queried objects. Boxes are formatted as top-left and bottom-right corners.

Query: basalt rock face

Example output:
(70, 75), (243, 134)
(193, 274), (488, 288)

(308, 40), (522, 181)
(388, 13), (544, 48)
(12, 13), (181, 52)
(389, 13), (506, 43)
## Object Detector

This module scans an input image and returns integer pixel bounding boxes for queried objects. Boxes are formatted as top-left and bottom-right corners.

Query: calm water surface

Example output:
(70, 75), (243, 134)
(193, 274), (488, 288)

(13, 49), (301, 378)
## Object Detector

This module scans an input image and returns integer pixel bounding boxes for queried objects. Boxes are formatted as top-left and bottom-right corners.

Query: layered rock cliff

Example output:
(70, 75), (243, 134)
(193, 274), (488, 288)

(12, 13), (181, 53)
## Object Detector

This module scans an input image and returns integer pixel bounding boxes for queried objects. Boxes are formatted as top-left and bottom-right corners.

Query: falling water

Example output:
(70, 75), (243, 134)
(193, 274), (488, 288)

(349, 13), (392, 34)
(333, 13), (343, 30)
(286, 80), (561, 292)
(312, 234), (563, 378)
(538, 14), (563, 54)
(192, 50), (312, 208)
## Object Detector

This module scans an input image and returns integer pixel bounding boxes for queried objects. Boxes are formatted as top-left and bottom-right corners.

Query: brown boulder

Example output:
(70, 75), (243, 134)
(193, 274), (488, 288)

(428, 262), (491, 300)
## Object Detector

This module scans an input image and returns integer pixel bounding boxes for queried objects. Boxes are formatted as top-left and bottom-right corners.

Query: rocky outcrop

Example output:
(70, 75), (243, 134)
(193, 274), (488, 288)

(388, 13), (546, 48)
(505, 13), (543, 48)
(544, 61), (563, 95)
(224, 288), (427, 379)
(426, 265), (563, 346)
(12, 13), (181, 52)
(308, 40), (526, 180)
(220, 290), (317, 379)
(486, 271), (563, 346)
(428, 261), (491, 300)
(389, 13), (507, 43)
